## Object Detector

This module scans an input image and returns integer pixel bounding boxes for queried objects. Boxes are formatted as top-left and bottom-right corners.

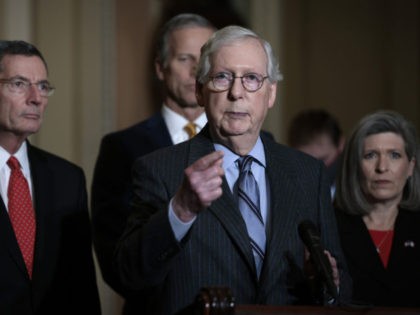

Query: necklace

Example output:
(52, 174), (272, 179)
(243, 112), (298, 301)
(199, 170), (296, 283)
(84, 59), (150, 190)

(374, 230), (393, 253)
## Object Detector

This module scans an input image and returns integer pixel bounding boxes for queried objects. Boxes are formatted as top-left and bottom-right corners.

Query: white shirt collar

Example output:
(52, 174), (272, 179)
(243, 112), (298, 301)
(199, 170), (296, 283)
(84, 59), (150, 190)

(0, 141), (30, 176)
(214, 137), (266, 172)
(0, 142), (32, 208)
(161, 104), (207, 144)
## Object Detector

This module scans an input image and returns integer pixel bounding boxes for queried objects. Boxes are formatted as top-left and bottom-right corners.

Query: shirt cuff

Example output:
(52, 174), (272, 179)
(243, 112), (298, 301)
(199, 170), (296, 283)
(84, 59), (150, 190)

(168, 198), (196, 241)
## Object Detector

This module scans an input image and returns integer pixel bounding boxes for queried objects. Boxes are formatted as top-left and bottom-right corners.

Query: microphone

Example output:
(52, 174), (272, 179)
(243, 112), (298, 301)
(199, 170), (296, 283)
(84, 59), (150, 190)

(298, 220), (338, 303)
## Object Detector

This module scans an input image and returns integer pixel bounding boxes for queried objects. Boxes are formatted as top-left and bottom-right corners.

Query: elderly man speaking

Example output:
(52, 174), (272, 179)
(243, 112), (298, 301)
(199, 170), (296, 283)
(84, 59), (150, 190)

(115, 25), (351, 315)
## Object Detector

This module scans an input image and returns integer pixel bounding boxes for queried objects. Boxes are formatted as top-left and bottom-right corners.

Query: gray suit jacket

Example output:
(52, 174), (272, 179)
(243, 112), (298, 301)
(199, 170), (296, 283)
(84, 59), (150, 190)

(115, 126), (351, 315)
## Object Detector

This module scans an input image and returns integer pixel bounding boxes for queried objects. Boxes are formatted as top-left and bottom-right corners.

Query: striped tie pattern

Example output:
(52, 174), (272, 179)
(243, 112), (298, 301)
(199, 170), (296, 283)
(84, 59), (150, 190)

(7, 156), (36, 278)
(237, 155), (265, 277)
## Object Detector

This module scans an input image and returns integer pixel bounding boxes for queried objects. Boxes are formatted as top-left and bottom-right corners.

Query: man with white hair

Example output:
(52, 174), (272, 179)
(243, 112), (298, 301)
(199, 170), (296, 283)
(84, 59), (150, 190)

(116, 26), (351, 315)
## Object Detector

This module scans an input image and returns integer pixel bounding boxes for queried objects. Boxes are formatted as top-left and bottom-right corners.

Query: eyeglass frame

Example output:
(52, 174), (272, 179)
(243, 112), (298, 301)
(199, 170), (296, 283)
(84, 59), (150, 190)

(207, 72), (269, 92)
(0, 76), (55, 97)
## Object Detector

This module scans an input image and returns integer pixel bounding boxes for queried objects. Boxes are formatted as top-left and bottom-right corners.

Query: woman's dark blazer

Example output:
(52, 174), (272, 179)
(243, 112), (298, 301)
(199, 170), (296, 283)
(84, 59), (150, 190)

(335, 208), (420, 307)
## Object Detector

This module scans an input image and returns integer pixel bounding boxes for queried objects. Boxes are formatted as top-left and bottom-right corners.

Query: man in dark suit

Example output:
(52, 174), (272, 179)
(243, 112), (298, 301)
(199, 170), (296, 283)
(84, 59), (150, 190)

(287, 109), (345, 198)
(0, 41), (100, 314)
(91, 13), (215, 314)
(115, 26), (351, 315)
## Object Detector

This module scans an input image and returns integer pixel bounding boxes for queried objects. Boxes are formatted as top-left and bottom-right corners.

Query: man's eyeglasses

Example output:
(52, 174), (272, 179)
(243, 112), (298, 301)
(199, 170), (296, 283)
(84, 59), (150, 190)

(208, 72), (269, 92)
(0, 77), (55, 97)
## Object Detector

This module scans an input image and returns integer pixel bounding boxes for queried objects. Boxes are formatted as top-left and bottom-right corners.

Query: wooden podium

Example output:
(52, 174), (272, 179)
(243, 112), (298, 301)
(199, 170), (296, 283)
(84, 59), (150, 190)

(194, 287), (420, 315)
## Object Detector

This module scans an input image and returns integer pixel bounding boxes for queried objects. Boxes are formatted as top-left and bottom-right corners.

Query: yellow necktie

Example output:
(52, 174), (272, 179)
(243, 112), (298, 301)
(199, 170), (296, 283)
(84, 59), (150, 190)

(184, 122), (197, 139)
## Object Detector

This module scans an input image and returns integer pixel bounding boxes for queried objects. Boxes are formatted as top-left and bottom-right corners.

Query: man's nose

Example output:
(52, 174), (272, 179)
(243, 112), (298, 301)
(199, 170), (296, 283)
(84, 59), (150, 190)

(27, 84), (43, 105)
(228, 77), (245, 99)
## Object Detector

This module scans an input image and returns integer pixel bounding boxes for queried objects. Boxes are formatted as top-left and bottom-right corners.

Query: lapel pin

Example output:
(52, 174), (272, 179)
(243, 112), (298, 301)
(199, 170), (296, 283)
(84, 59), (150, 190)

(404, 240), (415, 248)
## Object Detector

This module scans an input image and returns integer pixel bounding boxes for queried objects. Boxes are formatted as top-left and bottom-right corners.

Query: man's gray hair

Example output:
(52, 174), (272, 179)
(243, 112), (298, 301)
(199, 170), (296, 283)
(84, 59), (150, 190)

(155, 13), (215, 68)
(196, 25), (282, 84)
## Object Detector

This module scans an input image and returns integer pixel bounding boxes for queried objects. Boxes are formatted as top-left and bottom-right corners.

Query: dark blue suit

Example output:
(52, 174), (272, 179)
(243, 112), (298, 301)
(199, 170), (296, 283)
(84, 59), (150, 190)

(91, 112), (173, 313)
(0, 143), (101, 315)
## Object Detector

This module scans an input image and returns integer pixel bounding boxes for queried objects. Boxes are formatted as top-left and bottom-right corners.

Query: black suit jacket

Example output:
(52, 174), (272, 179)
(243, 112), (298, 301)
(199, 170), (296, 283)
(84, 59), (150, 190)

(335, 208), (420, 307)
(0, 143), (101, 315)
(116, 126), (351, 315)
(91, 113), (172, 312)
(92, 113), (275, 314)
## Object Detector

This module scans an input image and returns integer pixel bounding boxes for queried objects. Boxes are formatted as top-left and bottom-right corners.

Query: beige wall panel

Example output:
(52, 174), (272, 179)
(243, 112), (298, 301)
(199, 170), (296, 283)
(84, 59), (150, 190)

(32, 1), (122, 314)
(32, 0), (76, 160)
(277, 0), (306, 143)
(303, 1), (384, 133)
(257, 0), (420, 143)
(77, 0), (116, 185)
(250, 0), (283, 142)
(116, 0), (163, 130)
(0, 0), (3, 38)
(0, 0), (33, 40)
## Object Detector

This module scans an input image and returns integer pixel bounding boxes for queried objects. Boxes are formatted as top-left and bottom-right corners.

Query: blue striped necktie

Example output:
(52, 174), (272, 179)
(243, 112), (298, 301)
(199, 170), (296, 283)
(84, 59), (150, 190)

(237, 155), (266, 277)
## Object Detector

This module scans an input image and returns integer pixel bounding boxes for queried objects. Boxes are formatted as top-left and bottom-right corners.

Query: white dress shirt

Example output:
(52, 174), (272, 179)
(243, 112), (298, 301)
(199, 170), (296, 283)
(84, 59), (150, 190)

(161, 104), (207, 144)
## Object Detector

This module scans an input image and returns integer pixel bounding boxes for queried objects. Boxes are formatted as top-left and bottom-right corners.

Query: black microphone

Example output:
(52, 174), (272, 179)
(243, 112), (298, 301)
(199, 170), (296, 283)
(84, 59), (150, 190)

(298, 220), (338, 303)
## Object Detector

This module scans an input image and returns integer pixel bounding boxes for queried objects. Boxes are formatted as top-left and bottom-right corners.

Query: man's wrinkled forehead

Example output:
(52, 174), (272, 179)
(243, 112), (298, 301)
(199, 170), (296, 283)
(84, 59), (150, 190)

(0, 55), (48, 80)
(208, 38), (268, 70)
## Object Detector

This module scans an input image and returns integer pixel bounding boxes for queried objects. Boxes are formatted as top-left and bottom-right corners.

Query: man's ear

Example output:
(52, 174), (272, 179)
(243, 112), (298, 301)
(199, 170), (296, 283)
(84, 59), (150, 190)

(155, 59), (165, 81)
(267, 82), (277, 109)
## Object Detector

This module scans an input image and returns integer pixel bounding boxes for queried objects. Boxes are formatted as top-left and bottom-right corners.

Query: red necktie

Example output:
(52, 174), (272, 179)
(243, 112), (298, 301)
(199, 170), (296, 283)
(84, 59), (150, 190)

(7, 156), (36, 278)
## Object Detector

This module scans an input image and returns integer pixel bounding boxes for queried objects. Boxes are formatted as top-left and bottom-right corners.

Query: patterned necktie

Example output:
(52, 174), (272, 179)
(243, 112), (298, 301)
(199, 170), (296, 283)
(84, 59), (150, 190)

(237, 155), (266, 277)
(184, 122), (197, 139)
(7, 156), (36, 278)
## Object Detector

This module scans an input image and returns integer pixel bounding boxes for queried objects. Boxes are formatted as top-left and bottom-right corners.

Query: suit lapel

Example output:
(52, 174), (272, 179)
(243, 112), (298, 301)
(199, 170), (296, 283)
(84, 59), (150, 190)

(259, 141), (304, 286)
(209, 181), (256, 273)
(341, 214), (387, 281)
(188, 127), (256, 273)
(27, 144), (57, 302)
(144, 113), (173, 147)
(0, 195), (28, 277)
